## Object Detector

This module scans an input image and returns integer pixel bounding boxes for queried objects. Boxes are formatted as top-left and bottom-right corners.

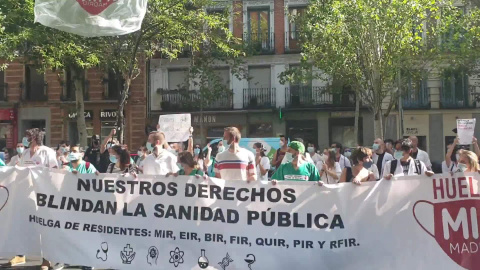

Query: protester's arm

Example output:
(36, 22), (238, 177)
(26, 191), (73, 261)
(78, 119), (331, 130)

(272, 151), (278, 166)
(187, 137), (193, 156)
(339, 168), (347, 183)
(473, 137), (480, 158)
(383, 161), (393, 180)
(310, 165), (321, 181)
(424, 151), (432, 170)
(101, 129), (116, 153)
(445, 138), (457, 168)
(325, 164), (339, 180)
(204, 144), (212, 167)
(423, 162), (434, 176)
(247, 152), (257, 182)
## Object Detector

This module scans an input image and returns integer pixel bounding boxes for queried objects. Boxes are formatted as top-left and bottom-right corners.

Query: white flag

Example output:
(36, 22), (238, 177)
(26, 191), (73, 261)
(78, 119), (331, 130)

(34, 0), (148, 37)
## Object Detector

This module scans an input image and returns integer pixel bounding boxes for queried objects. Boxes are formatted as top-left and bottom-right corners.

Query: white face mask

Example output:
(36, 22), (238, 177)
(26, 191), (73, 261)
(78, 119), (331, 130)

(457, 163), (468, 172)
(307, 147), (315, 153)
(138, 151), (144, 156)
(285, 152), (294, 163)
(280, 141), (285, 147)
(456, 154), (460, 161)
(68, 152), (82, 161)
(394, 151), (403, 160)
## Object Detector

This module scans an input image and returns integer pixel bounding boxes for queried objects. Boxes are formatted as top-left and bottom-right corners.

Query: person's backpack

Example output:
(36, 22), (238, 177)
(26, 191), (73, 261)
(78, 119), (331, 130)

(390, 159), (421, 175)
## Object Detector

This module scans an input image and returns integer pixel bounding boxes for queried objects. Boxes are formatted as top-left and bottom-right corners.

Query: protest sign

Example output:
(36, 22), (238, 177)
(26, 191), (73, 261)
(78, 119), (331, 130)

(34, 0), (148, 37)
(457, 119), (476, 145)
(158, 114), (191, 142)
(0, 167), (477, 270)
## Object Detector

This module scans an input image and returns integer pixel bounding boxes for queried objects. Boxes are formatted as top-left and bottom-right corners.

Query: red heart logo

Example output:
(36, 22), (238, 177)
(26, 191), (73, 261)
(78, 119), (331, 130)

(76, 0), (118, 16)
(0, 185), (9, 213)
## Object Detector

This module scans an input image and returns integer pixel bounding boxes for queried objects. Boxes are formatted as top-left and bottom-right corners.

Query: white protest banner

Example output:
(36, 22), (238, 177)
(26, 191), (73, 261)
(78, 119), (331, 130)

(159, 114), (191, 142)
(34, 0), (148, 37)
(457, 119), (476, 145)
(0, 167), (479, 270)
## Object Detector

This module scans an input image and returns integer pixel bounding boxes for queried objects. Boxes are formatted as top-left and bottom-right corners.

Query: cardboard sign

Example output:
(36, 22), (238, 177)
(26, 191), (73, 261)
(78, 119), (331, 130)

(456, 119), (476, 145)
(158, 114), (191, 142)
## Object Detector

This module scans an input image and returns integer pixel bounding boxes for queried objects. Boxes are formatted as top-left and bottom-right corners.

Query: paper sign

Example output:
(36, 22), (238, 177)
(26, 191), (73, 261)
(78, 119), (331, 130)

(158, 114), (191, 142)
(457, 119), (476, 145)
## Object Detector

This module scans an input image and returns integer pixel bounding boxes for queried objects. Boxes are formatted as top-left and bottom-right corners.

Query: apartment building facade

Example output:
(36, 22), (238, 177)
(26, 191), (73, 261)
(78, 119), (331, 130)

(0, 60), (147, 150)
(148, 0), (480, 163)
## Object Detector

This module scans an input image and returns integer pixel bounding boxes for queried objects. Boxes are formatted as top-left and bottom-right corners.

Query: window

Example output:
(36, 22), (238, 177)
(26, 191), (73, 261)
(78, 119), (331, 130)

(101, 121), (116, 142)
(248, 66), (271, 88)
(207, 127), (226, 139)
(0, 70), (6, 101)
(64, 69), (87, 101)
(105, 70), (124, 100)
(168, 70), (189, 90)
(288, 7), (306, 40)
(25, 65), (47, 101)
(441, 6), (466, 49)
(441, 69), (468, 108)
(247, 8), (272, 51)
(249, 123), (273, 137)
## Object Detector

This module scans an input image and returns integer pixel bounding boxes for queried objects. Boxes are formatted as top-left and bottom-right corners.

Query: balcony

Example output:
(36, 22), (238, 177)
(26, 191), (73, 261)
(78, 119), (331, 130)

(285, 31), (301, 53)
(0, 83), (7, 102)
(158, 89), (233, 112)
(60, 80), (90, 101)
(285, 86), (356, 109)
(243, 88), (276, 109)
(440, 86), (475, 108)
(243, 32), (275, 54)
(402, 87), (430, 109)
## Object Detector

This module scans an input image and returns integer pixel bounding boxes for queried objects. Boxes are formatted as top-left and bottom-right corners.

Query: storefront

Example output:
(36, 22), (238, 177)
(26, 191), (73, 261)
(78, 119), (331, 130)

(68, 110), (94, 147)
(0, 108), (17, 150)
(66, 108), (120, 147)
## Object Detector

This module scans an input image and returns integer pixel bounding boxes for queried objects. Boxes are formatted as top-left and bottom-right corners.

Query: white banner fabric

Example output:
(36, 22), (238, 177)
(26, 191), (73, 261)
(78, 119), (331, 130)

(34, 0), (148, 37)
(0, 167), (478, 270)
(457, 119), (476, 145)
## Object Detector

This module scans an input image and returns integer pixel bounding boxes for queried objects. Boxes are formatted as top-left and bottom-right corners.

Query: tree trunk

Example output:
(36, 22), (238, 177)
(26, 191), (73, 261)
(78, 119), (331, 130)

(354, 93), (360, 146)
(373, 109), (384, 139)
(71, 67), (88, 147)
(116, 78), (131, 145)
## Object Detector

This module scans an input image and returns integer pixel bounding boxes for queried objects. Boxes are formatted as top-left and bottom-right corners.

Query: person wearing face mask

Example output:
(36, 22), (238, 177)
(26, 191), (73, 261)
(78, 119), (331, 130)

(443, 140), (459, 173)
(456, 149), (480, 173)
(384, 139), (395, 155)
(365, 147), (380, 180)
(392, 140), (404, 160)
(56, 140), (70, 168)
(97, 129), (119, 173)
(271, 141), (320, 183)
(281, 138), (315, 165)
(408, 136), (432, 170)
(66, 145), (98, 174)
(272, 135), (288, 169)
(107, 145), (136, 174)
(331, 142), (352, 170)
(316, 148), (341, 184)
(135, 145), (148, 173)
(215, 127), (257, 182)
(84, 134), (102, 171)
(372, 138), (393, 179)
(307, 143), (322, 164)
(167, 152), (205, 177)
(339, 147), (375, 184)
(8, 142), (25, 166)
(143, 131), (179, 176)
(253, 142), (271, 181)
(384, 139), (434, 180)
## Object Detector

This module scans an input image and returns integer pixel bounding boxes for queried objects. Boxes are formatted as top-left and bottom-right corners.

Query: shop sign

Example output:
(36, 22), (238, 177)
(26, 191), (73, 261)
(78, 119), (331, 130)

(68, 110), (93, 120)
(193, 115), (216, 124)
(0, 109), (15, 121)
(405, 127), (419, 135)
(100, 110), (118, 119)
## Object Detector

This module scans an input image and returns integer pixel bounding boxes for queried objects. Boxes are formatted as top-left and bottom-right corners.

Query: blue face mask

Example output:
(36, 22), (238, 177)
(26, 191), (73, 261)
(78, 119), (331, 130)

(109, 155), (117, 163)
(22, 137), (30, 147)
(146, 142), (154, 152)
(16, 147), (24, 154)
(194, 148), (201, 156)
(372, 144), (380, 151)
(363, 160), (373, 169)
(394, 151), (403, 160)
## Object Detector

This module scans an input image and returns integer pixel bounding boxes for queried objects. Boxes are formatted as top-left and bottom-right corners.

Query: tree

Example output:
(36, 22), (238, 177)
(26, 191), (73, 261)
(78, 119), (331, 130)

(0, 0), (103, 146)
(99, 0), (243, 144)
(292, 0), (474, 138)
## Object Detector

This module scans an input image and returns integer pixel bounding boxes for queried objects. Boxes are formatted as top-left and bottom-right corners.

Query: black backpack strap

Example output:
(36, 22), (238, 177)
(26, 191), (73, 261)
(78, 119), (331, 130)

(414, 160), (421, 175)
(390, 160), (398, 175)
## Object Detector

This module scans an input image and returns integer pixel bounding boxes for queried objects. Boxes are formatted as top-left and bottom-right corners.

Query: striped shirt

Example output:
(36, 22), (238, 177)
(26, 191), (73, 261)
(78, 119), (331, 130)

(215, 147), (256, 181)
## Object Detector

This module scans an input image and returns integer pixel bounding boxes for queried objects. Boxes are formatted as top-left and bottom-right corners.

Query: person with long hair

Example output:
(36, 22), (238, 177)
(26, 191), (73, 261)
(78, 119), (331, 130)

(443, 139), (460, 173)
(167, 152), (205, 177)
(136, 145), (148, 173)
(456, 149), (480, 173)
(339, 147), (375, 184)
(107, 145), (136, 174)
(318, 148), (341, 184)
(254, 142), (271, 181)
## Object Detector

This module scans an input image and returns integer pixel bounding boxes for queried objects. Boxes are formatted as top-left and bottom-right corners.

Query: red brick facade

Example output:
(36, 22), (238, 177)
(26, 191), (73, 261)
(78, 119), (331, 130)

(1, 60), (147, 151)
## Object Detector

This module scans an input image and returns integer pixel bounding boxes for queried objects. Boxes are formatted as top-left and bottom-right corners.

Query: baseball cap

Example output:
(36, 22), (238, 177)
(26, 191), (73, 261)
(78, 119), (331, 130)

(288, 141), (305, 154)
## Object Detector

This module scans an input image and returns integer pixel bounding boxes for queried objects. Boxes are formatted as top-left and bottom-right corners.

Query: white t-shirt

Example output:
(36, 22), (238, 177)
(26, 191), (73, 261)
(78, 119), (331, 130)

(256, 156), (271, 181)
(143, 150), (179, 176)
(442, 161), (458, 174)
(20, 146), (58, 168)
(8, 155), (20, 166)
(337, 154), (352, 170)
(383, 159), (427, 177)
(136, 157), (146, 172)
(310, 153), (323, 164)
(316, 161), (342, 184)
(215, 147), (256, 181)
(413, 149), (432, 169)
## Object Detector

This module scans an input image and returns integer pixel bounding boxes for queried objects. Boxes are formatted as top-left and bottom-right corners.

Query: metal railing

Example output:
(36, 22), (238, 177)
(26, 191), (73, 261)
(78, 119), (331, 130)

(243, 32), (275, 54)
(243, 88), (276, 109)
(440, 86), (474, 108)
(285, 86), (356, 108)
(0, 83), (7, 102)
(61, 80), (90, 101)
(21, 81), (48, 102)
(402, 87), (430, 109)
(285, 30), (301, 53)
(158, 89), (233, 112)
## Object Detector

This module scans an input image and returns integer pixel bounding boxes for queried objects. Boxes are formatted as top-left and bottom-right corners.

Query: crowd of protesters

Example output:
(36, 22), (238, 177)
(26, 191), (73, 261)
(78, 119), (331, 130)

(2, 126), (480, 269)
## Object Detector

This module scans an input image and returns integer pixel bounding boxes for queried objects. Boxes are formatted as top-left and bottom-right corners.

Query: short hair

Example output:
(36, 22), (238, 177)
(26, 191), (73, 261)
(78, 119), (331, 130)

(400, 139), (413, 153)
(279, 135), (286, 138)
(178, 152), (198, 169)
(385, 139), (394, 145)
(224, 127), (241, 142)
(150, 131), (165, 143)
(331, 142), (342, 151)
(26, 128), (45, 146)
(293, 138), (304, 144)
(351, 147), (369, 165)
